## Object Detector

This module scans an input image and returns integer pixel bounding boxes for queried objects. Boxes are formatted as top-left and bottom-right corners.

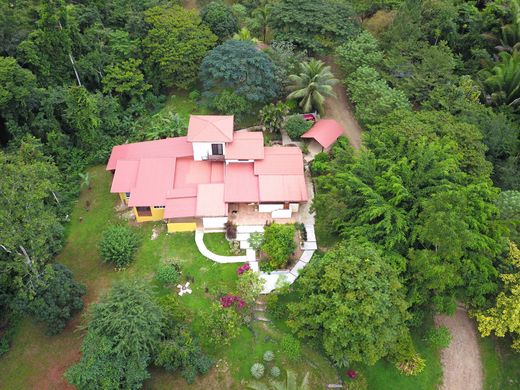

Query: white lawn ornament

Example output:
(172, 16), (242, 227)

(177, 281), (192, 296)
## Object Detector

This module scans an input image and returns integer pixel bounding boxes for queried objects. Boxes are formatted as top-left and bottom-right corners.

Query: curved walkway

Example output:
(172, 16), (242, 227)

(194, 230), (248, 263)
(435, 307), (483, 390)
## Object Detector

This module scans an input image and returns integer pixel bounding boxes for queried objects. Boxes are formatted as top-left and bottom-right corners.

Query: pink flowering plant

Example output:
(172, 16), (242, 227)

(347, 369), (357, 379)
(237, 263), (250, 275)
(220, 294), (246, 310)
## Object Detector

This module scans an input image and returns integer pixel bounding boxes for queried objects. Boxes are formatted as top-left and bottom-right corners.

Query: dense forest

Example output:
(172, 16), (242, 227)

(0, 0), (519, 388)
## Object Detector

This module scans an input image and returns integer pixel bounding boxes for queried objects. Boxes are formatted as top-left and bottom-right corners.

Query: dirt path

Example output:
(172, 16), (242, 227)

(323, 57), (363, 150)
(434, 307), (483, 390)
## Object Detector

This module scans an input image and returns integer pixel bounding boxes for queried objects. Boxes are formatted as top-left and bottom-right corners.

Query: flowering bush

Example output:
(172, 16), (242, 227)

(347, 369), (357, 379)
(237, 263), (250, 275)
(220, 295), (246, 310)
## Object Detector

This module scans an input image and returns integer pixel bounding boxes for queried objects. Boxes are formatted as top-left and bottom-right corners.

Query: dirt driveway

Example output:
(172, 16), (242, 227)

(435, 307), (483, 390)
(323, 57), (363, 150)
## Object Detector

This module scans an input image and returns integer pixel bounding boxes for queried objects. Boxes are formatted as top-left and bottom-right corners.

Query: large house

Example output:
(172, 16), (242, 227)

(106, 115), (308, 232)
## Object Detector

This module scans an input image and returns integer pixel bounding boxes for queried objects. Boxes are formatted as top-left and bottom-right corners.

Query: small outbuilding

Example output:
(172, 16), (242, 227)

(301, 119), (344, 151)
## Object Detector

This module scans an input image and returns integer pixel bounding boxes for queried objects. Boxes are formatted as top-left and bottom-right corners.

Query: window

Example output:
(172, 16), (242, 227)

(136, 206), (152, 216)
(125, 192), (131, 198)
(154, 205), (165, 209)
(211, 143), (223, 155)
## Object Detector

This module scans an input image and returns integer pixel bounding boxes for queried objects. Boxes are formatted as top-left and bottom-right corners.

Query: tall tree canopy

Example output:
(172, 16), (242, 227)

(199, 40), (279, 105)
(288, 241), (410, 366)
(143, 4), (217, 90)
(269, 0), (359, 54)
(200, 1), (238, 42)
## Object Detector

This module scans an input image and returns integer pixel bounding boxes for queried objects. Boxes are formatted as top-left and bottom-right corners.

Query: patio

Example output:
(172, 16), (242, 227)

(227, 203), (298, 226)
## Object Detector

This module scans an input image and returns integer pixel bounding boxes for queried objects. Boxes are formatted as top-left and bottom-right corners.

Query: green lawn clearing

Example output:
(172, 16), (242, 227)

(0, 166), (337, 389)
(203, 232), (245, 256)
(479, 335), (520, 390)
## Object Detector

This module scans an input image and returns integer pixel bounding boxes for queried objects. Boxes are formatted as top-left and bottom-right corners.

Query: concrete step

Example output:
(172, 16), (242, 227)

(290, 260), (307, 276)
(240, 240), (251, 249)
(236, 232), (250, 241)
(299, 250), (314, 263)
(302, 241), (318, 250)
(237, 225), (264, 234)
(246, 249), (256, 262)
(255, 316), (271, 322)
(304, 225), (316, 242)
(249, 261), (259, 272)
(254, 306), (266, 312)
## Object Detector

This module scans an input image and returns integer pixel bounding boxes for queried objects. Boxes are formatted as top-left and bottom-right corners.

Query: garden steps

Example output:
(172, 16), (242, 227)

(249, 260), (259, 272)
(240, 240), (251, 249)
(255, 316), (271, 322)
(304, 224), (316, 242)
(290, 260), (307, 277)
(302, 241), (318, 250)
(236, 232), (251, 242)
(246, 249), (256, 262)
(299, 250), (314, 263)
(237, 225), (264, 234)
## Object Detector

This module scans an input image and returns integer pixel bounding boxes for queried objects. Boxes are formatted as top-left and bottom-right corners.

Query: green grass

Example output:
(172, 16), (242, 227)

(0, 166), (337, 389)
(163, 93), (212, 122)
(479, 335), (520, 390)
(203, 232), (245, 256)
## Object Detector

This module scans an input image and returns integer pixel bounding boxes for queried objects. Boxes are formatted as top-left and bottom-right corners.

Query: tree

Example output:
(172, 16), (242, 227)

(346, 66), (410, 126)
(482, 50), (520, 108)
(496, 191), (520, 245)
(270, 0), (358, 54)
(199, 40), (279, 105)
(143, 5), (217, 90)
(288, 241), (410, 366)
(99, 225), (140, 268)
(202, 302), (242, 346)
(336, 31), (384, 75)
(236, 269), (264, 306)
(102, 58), (150, 99)
(252, 1), (272, 43)
(475, 241), (520, 351)
(212, 89), (253, 120)
(284, 115), (312, 139)
(23, 263), (86, 335)
(65, 281), (163, 390)
(261, 224), (296, 269)
(201, 2), (238, 42)
(287, 59), (338, 114)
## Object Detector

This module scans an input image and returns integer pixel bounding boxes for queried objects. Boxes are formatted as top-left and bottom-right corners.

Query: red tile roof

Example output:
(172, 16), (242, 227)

(187, 115), (234, 142)
(224, 163), (259, 203)
(225, 131), (264, 160)
(106, 137), (192, 170)
(301, 119), (343, 149)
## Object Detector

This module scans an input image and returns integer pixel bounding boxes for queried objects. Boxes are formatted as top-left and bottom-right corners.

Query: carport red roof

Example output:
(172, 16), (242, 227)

(301, 119), (344, 149)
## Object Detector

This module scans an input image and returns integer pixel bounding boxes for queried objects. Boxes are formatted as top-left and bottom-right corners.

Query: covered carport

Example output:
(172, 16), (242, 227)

(301, 119), (344, 152)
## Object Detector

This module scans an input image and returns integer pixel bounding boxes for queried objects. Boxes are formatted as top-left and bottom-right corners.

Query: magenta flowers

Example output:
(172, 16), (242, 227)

(220, 294), (246, 309)
(237, 263), (250, 275)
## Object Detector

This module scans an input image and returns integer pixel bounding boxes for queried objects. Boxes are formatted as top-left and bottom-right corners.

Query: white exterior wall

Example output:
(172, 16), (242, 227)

(259, 203), (284, 212)
(192, 142), (225, 161)
(202, 217), (228, 229)
(272, 209), (292, 219)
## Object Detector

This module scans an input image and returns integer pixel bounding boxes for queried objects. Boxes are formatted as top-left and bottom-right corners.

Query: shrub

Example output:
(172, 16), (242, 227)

(229, 239), (241, 255)
(395, 353), (426, 376)
(200, 1), (238, 42)
(248, 232), (264, 251)
(263, 350), (275, 362)
(236, 270), (264, 305)
(266, 293), (285, 320)
(270, 366), (281, 378)
(300, 142), (309, 155)
(280, 335), (301, 362)
(251, 362), (265, 379)
(188, 90), (200, 101)
(295, 222), (307, 242)
(225, 220), (237, 240)
(285, 115), (312, 140)
(202, 302), (242, 346)
(99, 225), (140, 268)
(213, 89), (252, 120)
(427, 326), (452, 349)
(24, 263), (86, 336)
(260, 102), (290, 133)
(261, 223), (296, 269)
(237, 263), (251, 275)
(156, 262), (181, 286)
(310, 152), (330, 176)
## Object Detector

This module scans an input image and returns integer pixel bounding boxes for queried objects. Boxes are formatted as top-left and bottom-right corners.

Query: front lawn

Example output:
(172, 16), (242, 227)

(0, 166), (337, 389)
(203, 232), (244, 256)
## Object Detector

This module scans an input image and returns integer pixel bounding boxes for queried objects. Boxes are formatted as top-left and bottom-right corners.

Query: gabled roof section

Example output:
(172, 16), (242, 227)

(224, 163), (259, 202)
(254, 146), (304, 175)
(187, 115), (234, 143)
(196, 183), (227, 216)
(301, 119), (343, 149)
(127, 158), (176, 207)
(225, 131), (264, 160)
(111, 160), (139, 193)
(106, 137), (192, 171)
(258, 175), (308, 202)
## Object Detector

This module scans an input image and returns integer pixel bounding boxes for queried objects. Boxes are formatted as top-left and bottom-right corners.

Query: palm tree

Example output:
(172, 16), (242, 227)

(233, 27), (260, 44)
(252, 1), (272, 43)
(483, 50), (520, 107)
(287, 59), (338, 115)
(248, 370), (310, 390)
(483, 0), (520, 53)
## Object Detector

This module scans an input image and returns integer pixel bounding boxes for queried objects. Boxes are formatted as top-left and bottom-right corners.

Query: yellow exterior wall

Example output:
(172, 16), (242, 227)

(167, 222), (197, 233)
(133, 207), (165, 223)
(119, 192), (127, 204)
